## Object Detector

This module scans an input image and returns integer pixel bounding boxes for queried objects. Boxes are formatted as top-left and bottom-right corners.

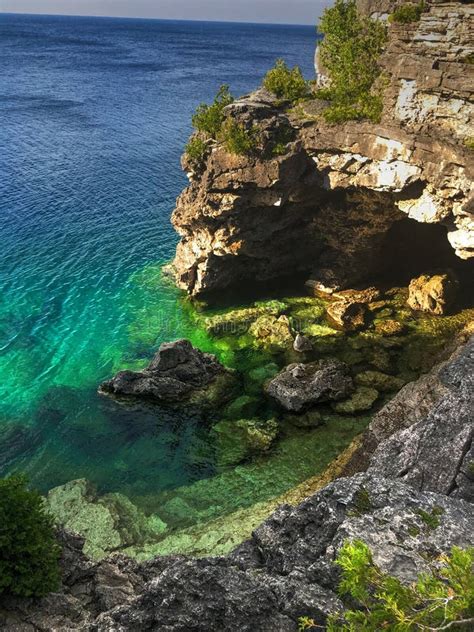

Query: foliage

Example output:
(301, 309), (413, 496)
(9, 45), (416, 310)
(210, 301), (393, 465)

(271, 125), (296, 156)
(464, 137), (474, 151)
(185, 136), (208, 162)
(191, 84), (234, 138)
(317, 0), (387, 123)
(325, 540), (474, 631)
(0, 475), (61, 598)
(389, 2), (425, 24)
(298, 615), (317, 630)
(263, 59), (309, 102)
(348, 487), (372, 517)
(416, 506), (444, 530)
(219, 118), (259, 156)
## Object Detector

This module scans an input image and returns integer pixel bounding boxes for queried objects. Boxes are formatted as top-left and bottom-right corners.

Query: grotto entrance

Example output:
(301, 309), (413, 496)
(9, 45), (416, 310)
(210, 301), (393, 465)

(377, 217), (473, 302)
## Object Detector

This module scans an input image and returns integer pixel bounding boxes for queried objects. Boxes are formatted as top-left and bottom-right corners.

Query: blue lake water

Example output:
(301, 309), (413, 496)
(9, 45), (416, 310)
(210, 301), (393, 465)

(0, 13), (317, 497)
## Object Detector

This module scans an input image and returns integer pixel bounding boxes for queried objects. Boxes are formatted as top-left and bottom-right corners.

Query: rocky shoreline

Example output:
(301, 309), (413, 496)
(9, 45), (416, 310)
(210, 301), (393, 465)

(2, 0), (473, 629)
(2, 335), (472, 630)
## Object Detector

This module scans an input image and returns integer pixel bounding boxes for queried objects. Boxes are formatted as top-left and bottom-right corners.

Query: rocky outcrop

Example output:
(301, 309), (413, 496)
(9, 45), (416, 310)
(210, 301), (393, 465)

(172, 0), (473, 298)
(342, 328), (473, 476)
(369, 336), (474, 500)
(3, 335), (473, 630)
(265, 359), (354, 412)
(99, 339), (236, 406)
(3, 474), (473, 631)
(407, 271), (459, 314)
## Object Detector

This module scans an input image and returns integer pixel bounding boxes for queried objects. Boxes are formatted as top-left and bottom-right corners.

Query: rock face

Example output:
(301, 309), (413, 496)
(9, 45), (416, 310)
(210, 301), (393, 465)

(369, 336), (474, 500)
(99, 339), (235, 406)
(407, 271), (459, 314)
(265, 359), (354, 412)
(3, 474), (473, 632)
(3, 335), (474, 630)
(172, 0), (474, 298)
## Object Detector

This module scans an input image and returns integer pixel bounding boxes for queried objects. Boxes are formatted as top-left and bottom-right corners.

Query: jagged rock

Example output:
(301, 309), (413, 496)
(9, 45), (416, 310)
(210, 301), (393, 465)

(407, 272), (459, 315)
(293, 333), (313, 353)
(326, 299), (367, 331)
(213, 418), (279, 467)
(332, 386), (379, 414)
(223, 394), (260, 419)
(355, 370), (405, 392)
(47, 479), (167, 560)
(369, 337), (474, 499)
(265, 359), (354, 412)
(332, 287), (381, 303)
(284, 410), (323, 428)
(99, 339), (236, 406)
(5, 473), (472, 631)
(248, 314), (293, 348)
(374, 318), (407, 336)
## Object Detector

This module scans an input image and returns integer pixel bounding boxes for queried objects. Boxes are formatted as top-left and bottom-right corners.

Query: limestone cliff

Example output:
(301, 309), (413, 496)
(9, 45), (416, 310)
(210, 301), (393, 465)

(172, 0), (473, 297)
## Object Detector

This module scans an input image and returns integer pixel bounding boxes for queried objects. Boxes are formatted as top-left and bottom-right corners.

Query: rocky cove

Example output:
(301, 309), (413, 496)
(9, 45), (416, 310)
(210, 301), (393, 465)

(2, 0), (473, 629)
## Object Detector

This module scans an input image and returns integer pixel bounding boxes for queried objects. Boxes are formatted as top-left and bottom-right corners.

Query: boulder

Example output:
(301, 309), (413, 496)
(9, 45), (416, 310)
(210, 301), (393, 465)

(284, 410), (323, 428)
(265, 359), (354, 412)
(326, 299), (366, 331)
(407, 272), (459, 315)
(332, 386), (379, 414)
(369, 337), (474, 499)
(249, 314), (293, 348)
(46, 479), (167, 560)
(293, 333), (313, 353)
(332, 287), (381, 304)
(213, 418), (279, 467)
(355, 370), (405, 392)
(374, 319), (407, 336)
(99, 339), (236, 406)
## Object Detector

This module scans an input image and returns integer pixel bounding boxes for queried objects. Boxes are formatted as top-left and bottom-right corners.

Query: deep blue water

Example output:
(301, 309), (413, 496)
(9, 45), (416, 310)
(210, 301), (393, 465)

(0, 13), (316, 498)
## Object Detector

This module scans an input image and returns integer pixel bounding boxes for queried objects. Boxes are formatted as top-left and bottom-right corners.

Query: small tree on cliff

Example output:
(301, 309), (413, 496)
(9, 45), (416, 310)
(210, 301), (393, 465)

(317, 0), (387, 122)
(0, 475), (61, 597)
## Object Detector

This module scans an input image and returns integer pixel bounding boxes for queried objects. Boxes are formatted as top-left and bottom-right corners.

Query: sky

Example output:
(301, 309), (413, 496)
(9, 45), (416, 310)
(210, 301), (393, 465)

(0, 0), (330, 25)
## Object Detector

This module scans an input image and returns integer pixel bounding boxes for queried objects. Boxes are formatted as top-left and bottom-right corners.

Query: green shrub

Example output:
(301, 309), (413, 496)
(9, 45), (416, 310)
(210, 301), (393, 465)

(263, 59), (309, 102)
(271, 125), (295, 156)
(317, 0), (387, 123)
(324, 540), (474, 631)
(185, 136), (208, 162)
(219, 118), (259, 156)
(389, 2), (425, 24)
(191, 84), (234, 138)
(465, 137), (474, 151)
(0, 475), (61, 598)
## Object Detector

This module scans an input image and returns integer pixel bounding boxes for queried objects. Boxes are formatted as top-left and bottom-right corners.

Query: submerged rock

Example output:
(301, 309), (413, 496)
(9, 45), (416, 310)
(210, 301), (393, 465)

(284, 409), (323, 428)
(293, 333), (313, 353)
(326, 299), (366, 331)
(248, 314), (293, 348)
(332, 386), (379, 414)
(407, 272), (459, 315)
(265, 359), (354, 412)
(47, 479), (167, 560)
(355, 370), (405, 393)
(213, 418), (279, 467)
(99, 339), (236, 406)
(374, 319), (407, 336)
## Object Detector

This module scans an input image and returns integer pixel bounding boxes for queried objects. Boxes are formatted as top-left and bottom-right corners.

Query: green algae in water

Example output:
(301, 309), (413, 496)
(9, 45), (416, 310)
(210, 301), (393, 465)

(2, 258), (473, 559)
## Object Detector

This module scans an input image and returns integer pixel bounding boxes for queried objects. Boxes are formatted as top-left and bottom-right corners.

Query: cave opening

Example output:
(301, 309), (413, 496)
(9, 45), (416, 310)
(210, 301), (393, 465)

(377, 217), (473, 304)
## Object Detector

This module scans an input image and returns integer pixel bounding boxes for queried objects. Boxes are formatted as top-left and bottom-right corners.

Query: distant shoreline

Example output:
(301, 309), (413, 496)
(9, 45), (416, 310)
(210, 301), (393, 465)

(0, 12), (316, 28)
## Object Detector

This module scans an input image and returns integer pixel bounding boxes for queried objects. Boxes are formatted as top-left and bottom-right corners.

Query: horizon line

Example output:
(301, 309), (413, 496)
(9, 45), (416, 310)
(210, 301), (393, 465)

(0, 11), (316, 28)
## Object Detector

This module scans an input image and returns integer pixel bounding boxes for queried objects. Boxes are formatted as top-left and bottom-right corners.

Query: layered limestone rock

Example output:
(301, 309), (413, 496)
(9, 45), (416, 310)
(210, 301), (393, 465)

(172, 0), (473, 298)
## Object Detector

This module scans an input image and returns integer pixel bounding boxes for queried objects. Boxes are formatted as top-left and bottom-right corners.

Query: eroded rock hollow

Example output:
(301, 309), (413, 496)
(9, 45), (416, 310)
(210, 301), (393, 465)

(171, 0), (473, 299)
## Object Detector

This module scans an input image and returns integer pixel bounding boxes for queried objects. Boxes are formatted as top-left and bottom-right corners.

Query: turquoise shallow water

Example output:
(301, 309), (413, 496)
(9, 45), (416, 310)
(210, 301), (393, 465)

(0, 13), (317, 495)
